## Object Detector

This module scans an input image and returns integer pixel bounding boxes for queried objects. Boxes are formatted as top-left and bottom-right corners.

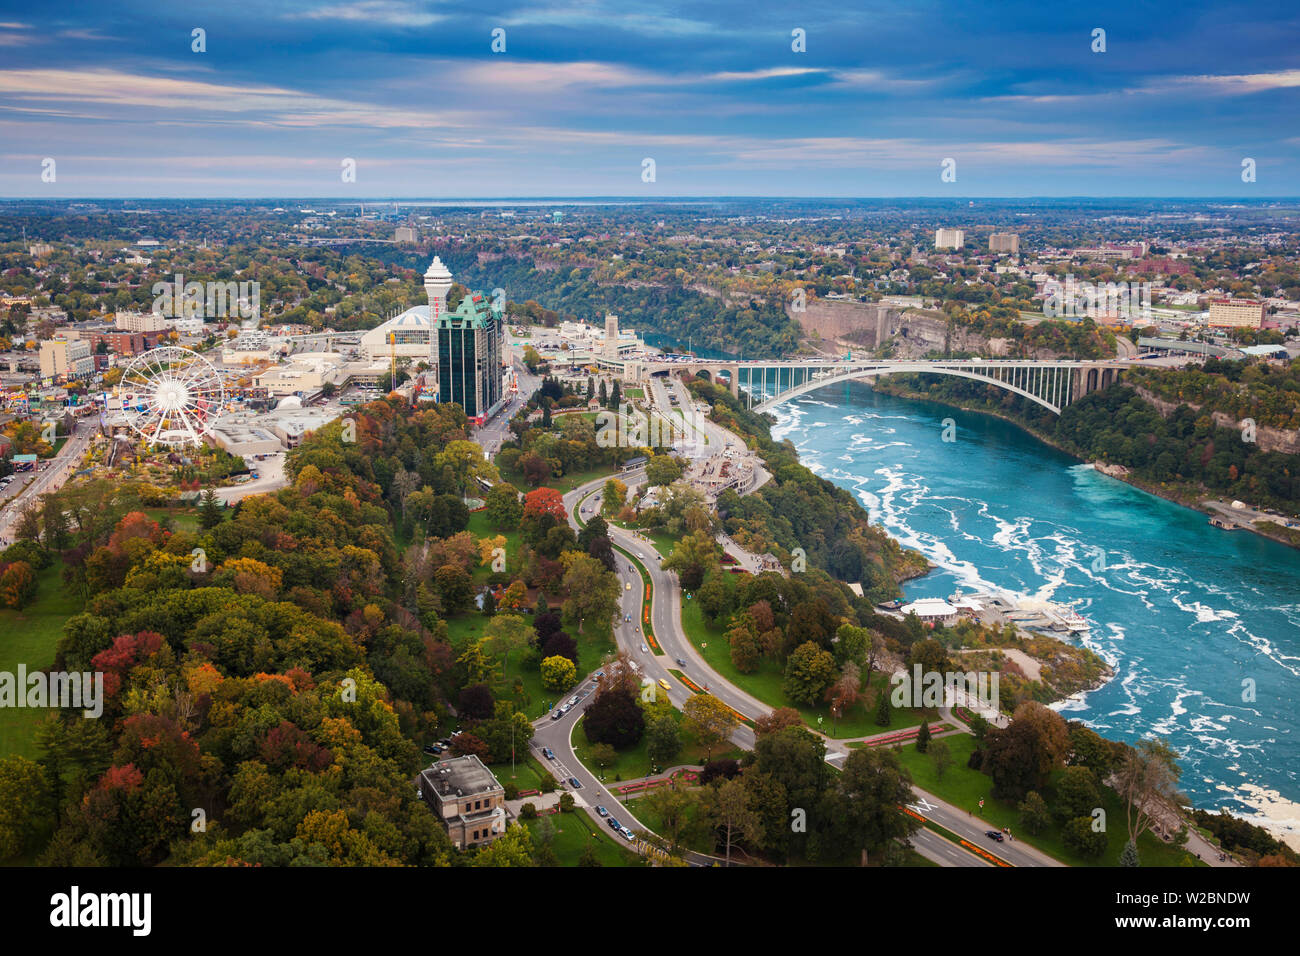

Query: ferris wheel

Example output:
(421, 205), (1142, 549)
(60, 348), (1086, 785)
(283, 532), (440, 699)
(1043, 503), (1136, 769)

(118, 346), (227, 448)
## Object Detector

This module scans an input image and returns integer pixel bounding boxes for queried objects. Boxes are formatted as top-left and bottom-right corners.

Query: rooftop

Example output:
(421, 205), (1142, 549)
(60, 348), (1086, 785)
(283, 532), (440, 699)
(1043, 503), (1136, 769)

(417, 754), (502, 800)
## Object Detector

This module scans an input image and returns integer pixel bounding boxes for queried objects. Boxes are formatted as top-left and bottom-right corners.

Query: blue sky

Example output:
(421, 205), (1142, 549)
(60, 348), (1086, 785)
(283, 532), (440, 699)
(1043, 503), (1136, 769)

(0, 0), (1297, 197)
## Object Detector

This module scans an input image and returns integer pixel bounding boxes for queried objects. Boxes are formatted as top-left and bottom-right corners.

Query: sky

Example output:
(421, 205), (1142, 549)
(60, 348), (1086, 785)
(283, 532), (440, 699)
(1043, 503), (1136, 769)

(0, 0), (1297, 198)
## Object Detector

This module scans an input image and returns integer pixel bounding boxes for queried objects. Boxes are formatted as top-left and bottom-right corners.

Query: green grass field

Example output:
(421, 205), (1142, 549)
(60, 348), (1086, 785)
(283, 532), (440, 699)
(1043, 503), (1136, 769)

(522, 809), (641, 866)
(572, 711), (743, 783)
(679, 597), (934, 738)
(892, 732), (1200, 867)
(0, 558), (80, 759)
(444, 610), (615, 720)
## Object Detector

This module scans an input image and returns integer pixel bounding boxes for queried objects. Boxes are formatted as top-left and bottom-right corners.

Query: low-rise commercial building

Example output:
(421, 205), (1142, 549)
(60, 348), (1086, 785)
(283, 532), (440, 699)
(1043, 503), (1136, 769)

(415, 755), (509, 851)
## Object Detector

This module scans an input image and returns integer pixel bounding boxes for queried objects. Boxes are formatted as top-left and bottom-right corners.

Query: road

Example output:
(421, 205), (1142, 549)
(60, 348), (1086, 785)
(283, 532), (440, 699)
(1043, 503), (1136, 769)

(473, 362), (540, 459)
(552, 469), (1065, 868)
(0, 420), (96, 544)
(213, 451), (288, 504)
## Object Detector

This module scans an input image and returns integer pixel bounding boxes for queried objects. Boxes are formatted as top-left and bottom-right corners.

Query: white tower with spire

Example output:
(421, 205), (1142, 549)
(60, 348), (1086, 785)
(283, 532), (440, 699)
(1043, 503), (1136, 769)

(424, 256), (453, 320)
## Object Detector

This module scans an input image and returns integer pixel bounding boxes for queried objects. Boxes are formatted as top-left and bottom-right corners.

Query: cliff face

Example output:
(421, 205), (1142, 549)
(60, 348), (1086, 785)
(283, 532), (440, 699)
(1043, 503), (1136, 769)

(1133, 385), (1300, 456)
(788, 298), (1015, 358)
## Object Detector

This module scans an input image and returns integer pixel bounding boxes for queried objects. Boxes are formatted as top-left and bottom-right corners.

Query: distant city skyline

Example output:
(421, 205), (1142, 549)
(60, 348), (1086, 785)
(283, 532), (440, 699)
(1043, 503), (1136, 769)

(1, 0), (1298, 198)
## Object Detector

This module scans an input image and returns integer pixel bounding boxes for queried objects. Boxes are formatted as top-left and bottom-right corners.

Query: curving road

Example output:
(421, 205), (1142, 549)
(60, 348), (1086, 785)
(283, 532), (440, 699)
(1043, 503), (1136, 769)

(543, 468), (1065, 867)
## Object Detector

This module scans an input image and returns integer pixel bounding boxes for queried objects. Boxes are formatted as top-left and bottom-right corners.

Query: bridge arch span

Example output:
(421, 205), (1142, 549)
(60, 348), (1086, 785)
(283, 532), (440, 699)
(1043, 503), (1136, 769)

(751, 365), (1067, 415)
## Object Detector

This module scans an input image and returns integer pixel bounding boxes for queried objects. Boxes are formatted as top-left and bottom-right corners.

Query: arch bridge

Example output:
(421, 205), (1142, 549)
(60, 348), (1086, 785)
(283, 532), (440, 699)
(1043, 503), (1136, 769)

(624, 358), (1132, 416)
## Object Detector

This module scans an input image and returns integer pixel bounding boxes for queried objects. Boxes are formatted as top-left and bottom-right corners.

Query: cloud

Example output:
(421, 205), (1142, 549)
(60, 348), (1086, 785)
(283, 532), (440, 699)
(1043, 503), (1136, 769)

(284, 1), (445, 28)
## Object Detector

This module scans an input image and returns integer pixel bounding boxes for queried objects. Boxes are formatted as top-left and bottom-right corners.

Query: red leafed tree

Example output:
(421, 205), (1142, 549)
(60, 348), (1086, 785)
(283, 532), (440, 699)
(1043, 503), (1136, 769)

(91, 631), (166, 697)
(523, 487), (567, 521)
(106, 511), (163, 550)
(259, 720), (333, 771)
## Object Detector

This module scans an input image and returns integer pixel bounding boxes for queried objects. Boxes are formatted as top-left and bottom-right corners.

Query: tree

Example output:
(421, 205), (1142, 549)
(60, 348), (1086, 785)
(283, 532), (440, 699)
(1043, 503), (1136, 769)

(662, 531), (717, 592)
(560, 552), (620, 635)
(982, 702), (1070, 800)
(483, 482), (523, 530)
(472, 823), (534, 866)
(583, 686), (645, 748)
(0, 561), (37, 610)
(433, 565), (473, 615)
(41, 494), (70, 549)
(198, 488), (224, 529)
(754, 707), (803, 738)
(705, 776), (762, 867)
(601, 478), (627, 516)
(643, 783), (698, 855)
(782, 641), (837, 707)
(682, 693), (738, 762)
(0, 755), (50, 860)
(874, 691), (892, 727)
(1120, 839), (1140, 868)
(484, 614), (531, 671)
(645, 454), (683, 487)
(915, 719), (931, 753)
(1113, 738), (1183, 849)
(1054, 765), (1102, 822)
(697, 569), (732, 625)
(825, 662), (861, 735)
(1018, 791), (1051, 835)
(728, 624), (762, 674)
(520, 452), (550, 487)
(1062, 816), (1108, 858)
(831, 745), (920, 866)
(645, 713), (682, 767)
(540, 655), (576, 693)
(458, 684), (495, 720)
(929, 738), (953, 780)
(587, 743), (618, 776)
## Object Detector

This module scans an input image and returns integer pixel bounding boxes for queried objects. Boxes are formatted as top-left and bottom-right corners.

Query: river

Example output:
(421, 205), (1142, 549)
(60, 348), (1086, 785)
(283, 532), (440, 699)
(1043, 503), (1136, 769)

(768, 380), (1300, 849)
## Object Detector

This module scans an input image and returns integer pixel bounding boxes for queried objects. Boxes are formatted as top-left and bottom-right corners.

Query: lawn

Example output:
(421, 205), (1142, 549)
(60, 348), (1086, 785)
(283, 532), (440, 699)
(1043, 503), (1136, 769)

(0, 558), (81, 759)
(892, 732), (1201, 867)
(522, 809), (641, 867)
(679, 597), (935, 738)
(465, 509), (523, 585)
(444, 611), (616, 720)
(489, 753), (554, 793)
(571, 711), (744, 783)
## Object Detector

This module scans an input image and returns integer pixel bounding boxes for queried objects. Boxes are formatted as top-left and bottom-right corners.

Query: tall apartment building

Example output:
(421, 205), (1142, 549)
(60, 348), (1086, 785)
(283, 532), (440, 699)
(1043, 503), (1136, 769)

(989, 233), (1020, 254)
(934, 229), (965, 250)
(39, 337), (94, 380)
(395, 226), (417, 243)
(1207, 298), (1265, 329)
(415, 755), (508, 851)
(115, 310), (172, 333)
(436, 289), (503, 424)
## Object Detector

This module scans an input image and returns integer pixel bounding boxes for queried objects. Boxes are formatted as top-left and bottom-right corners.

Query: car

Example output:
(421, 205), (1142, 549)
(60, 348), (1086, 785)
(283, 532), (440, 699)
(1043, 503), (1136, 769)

(636, 552), (643, 559)
(675, 658), (687, 668)
(596, 806), (609, 817)
(567, 695), (579, 706)
(658, 678), (670, 692)
(985, 830), (1004, 843)
(550, 709), (563, 720)
(625, 581), (631, 590)
(640, 643), (648, 653)
(621, 828), (635, 842)
(542, 747), (555, 760)
(561, 703), (572, 714)
(625, 613), (631, 622)
(607, 817), (621, 830)
(568, 777), (581, 789)
(422, 744), (441, 756)
(594, 670), (605, 678)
